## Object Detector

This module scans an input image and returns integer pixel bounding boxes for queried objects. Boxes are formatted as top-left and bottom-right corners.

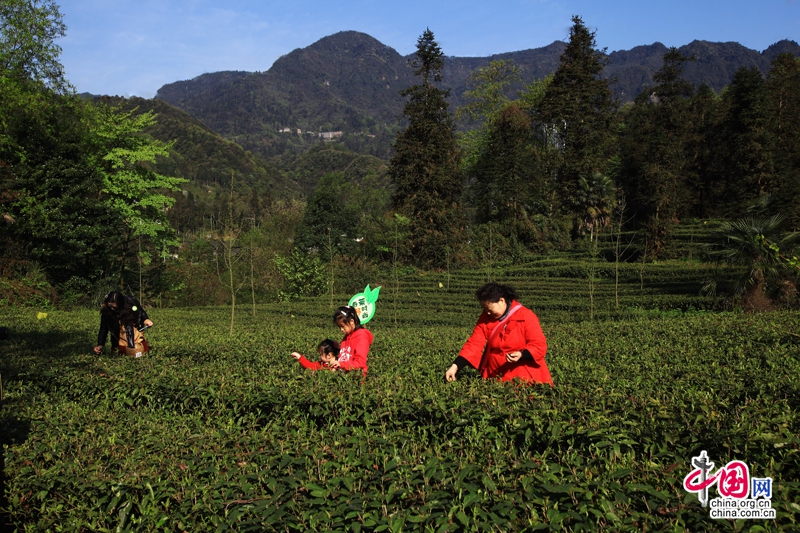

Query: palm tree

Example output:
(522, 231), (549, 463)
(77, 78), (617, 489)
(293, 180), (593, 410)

(574, 172), (617, 241)
(704, 214), (799, 304)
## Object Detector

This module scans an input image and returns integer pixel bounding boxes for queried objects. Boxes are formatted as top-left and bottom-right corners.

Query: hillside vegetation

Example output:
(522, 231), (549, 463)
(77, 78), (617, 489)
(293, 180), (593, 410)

(101, 96), (289, 194)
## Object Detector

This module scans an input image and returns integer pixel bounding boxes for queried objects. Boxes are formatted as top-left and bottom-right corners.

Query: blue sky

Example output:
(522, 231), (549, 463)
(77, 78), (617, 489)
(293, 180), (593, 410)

(56, 0), (799, 98)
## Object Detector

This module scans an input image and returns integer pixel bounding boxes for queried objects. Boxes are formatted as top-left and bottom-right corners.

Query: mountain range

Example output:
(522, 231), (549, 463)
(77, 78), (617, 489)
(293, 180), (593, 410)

(152, 31), (800, 163)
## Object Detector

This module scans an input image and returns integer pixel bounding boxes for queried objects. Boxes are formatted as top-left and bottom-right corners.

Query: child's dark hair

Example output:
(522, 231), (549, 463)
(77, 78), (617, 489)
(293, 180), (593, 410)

(475, 282), (518, 304)
(317, 339), (340, 358)
(333, 306), (361, 329)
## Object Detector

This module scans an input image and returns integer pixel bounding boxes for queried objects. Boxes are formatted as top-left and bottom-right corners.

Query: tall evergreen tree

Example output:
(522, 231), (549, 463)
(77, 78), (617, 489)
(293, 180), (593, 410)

(718, 66), (774, 215)
(295, 172), (359, 255)
(619, 48), (695, 254)
(389, 29), (463, 267)
(766, 54), (800, 229)
(687, 83), (723, 217)
(518, 75), (560, 224)
(469, 103), (546, 248)
(535, 16), (617, 219)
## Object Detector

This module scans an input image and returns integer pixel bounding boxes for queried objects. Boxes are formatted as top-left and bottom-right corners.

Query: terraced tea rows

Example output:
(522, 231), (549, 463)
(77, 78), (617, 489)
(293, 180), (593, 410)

(1, 263), (797, 532)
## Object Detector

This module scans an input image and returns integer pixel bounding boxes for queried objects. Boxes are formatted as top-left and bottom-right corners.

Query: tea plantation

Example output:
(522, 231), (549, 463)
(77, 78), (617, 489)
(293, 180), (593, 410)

(1, 261), (799, 532)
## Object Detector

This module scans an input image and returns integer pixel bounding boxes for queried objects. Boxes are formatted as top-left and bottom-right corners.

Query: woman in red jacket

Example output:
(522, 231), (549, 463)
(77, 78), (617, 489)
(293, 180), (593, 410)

(445, 283), (553, 385)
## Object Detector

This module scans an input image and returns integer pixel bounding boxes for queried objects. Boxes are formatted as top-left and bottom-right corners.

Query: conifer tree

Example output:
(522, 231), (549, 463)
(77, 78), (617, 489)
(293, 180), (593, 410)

(766, 54), (800, 229)
(459, 63), (554, 247)
(389, 29), (463, 268)
(535, 16), (617, 218)
(718, 67), (774, 215)
(295, 172), (358, 255)
(619, 48), (695, 254)
(471, 104), (534, 225)
(687, 83), (723, 217)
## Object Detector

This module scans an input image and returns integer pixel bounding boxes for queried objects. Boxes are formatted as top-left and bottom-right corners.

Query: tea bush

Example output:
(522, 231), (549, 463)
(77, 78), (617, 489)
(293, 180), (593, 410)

(1, 264), (798, 532)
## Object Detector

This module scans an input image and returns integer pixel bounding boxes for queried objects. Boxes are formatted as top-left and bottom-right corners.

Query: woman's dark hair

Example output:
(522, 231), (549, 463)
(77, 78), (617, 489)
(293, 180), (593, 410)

(101, 291), (124, 316)
(317, 339), (340, 358)
(475, 282), (518, 304)
(333, 306), (361, 329)
(102, 291), (137, 326)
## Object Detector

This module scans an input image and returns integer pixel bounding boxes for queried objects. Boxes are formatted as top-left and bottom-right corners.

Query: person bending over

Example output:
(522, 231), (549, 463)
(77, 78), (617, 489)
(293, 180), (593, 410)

(445, 283), (553, 384)
(94, 291), (153, 357)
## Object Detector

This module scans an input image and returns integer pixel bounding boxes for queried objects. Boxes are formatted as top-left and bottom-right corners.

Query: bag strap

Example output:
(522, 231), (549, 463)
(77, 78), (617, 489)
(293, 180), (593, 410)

(479, 304), (523, 372)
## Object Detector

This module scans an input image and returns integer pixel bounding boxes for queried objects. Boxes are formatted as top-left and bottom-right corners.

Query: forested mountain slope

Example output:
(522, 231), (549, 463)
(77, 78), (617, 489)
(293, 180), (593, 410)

(98, 96), (291, 194)
(156, 32), (412, 159)
(606, 39), (799, 100)
(154, 31), (799, 160)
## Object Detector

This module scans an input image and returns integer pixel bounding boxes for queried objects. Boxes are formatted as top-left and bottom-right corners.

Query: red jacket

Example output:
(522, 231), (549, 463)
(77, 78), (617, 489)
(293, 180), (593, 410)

(296, 356), (329, 370)
(458, 302), (553, 384)
(337, 327), (372, 375)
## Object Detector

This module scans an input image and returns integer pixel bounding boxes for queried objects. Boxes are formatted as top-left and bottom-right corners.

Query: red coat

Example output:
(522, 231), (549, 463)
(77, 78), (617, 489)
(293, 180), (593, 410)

(296, 356), (329, 370)
(458, 302), (553, 384)
(337, 327), (372, 375)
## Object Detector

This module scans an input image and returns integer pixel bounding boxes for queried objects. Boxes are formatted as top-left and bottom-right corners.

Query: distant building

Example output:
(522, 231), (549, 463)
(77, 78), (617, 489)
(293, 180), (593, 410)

(319, 131), (343, 140)
(278, 127), (291, 133)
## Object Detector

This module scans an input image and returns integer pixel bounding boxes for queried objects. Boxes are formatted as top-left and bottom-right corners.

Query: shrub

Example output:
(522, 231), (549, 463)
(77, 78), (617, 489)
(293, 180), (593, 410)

(273, 249), (326, 302)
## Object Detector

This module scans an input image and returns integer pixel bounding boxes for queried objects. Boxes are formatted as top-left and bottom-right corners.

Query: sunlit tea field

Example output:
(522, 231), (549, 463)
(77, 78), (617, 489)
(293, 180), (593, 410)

(2, 261), (799, 531)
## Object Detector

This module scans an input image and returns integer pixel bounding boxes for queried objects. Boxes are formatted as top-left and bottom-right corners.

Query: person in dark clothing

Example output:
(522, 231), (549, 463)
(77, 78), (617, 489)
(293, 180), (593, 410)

(94, 291), (153, 356)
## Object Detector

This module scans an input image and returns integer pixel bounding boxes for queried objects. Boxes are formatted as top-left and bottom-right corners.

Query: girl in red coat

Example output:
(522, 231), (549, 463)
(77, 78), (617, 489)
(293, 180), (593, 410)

(291, 307), (372, 376)
(291, 339), (340, 370)
(445, 283), (553, 385)
(330, 306), (372, 376)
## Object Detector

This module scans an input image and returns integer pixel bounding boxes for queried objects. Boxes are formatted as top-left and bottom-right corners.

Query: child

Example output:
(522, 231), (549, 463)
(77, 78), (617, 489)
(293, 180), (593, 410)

(330, 305), (372, 376)
(291, 339), (340, 370)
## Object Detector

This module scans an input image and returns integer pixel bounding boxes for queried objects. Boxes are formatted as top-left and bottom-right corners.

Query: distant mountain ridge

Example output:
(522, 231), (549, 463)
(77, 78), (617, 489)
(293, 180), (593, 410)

(155, 31), (800, 160)
(156, 32), (413, 153)
(605, 39), (799, 100)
